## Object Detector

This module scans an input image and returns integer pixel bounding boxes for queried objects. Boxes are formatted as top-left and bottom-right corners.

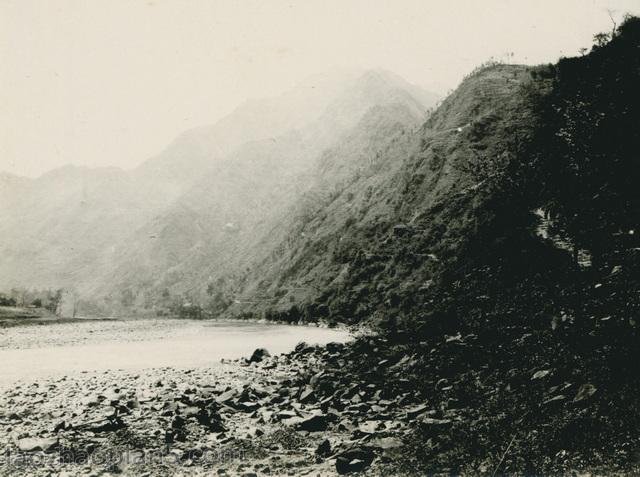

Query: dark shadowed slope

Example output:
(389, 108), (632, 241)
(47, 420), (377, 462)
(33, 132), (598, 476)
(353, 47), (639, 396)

(225, 63), (533, 324)
(235, 18), (640, 475)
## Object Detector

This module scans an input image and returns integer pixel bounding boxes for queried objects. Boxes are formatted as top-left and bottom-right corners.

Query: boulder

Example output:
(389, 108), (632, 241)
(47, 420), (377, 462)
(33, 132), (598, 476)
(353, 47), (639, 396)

(249, 348), (271, 363)
(335, 446), (375, 474)
(216, 388), (239, 404)
(316, 438), (332, 458)
(573, 383), (597, 402)
(16, 437), (59, 452)
(406, 403), (429, 419)
(299, 386), (316, 404)
(296, 414), (328, 432)
(294, 342), (313, 354)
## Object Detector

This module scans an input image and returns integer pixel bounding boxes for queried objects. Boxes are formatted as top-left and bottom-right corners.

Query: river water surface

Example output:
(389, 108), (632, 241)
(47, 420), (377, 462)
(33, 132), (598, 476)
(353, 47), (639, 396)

(0, 319), (350, 386)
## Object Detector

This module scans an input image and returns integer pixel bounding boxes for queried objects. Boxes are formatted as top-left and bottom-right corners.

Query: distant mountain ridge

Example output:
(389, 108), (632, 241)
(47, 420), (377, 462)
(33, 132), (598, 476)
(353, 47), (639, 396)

(0, 69), (439, 314)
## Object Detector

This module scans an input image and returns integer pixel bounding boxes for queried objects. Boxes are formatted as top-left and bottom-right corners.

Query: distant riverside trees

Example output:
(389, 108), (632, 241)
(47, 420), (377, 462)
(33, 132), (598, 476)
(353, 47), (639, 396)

(0, 287), (63, 311)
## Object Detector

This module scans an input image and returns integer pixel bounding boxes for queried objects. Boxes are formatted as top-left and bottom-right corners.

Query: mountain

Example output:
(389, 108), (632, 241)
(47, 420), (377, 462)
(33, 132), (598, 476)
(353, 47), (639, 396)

(80, 70), (437, 312)
(0, 166), (157, 290)
(0, 69), (439, 307)
(131, 69), (367, 195)
(223, 63), (534, 322)
(2, 15), (640, 473)
(217, 17), (640, 475)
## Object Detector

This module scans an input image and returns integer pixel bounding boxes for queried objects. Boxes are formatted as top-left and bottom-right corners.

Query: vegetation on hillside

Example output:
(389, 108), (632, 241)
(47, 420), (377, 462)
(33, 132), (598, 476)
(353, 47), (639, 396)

(305, 16), (640, 474)
(204, 15), (640, 474)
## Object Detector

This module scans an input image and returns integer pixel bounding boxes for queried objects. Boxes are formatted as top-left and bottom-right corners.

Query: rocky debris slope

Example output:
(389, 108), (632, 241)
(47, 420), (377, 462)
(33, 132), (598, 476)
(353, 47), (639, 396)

(0, 340), (440, 476)
(4, 318), (640, 476)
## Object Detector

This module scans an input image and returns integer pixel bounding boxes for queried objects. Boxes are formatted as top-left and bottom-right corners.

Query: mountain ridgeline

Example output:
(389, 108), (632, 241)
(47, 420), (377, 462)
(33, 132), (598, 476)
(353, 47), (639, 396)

(1, 16), (640, 473)
(0, 69), (440, 314)
(218, 17), (640, 340)
(1, 17), (638, 337)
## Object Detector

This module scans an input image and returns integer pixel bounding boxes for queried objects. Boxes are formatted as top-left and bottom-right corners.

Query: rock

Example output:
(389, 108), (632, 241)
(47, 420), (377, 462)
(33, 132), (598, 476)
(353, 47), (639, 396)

(359, 420), (384, 434)
(90, 415), (126, 433)
(609, 265), (623, 277)
(249, 348), (271, 363)
(294, 342), (313, 354)
(216, 388), (239, 404)
(543, 395), (566, 405)
(369, 436), (403, 450)
(418, 417), (452, 434)
(531, 369), (552, 380)
(299, 386), (316, 404)
(325, 342), (344, 353)
(347, 402), (370, 414)
(573, 384), (597, 402)
(336, 458), (366, 473)
(296, 414), (328, 432)
(171, 415), (186, 429)
(405, 403), (429, 419)
(337, 418), (355, 432)
(316, 438), (332, 457)
(51, 420), (67, 432)
(277, 410), (298, 420)
(393, 224), (413, 237)
(435, 378), (448, 390)
(183, 406), (201, 418)
(335, 446), (375, 474)
(16, 436), (58, 452)
(238, 401), (260, 412)
(445, 333), (463, 343)
(80, 394), (102, 407)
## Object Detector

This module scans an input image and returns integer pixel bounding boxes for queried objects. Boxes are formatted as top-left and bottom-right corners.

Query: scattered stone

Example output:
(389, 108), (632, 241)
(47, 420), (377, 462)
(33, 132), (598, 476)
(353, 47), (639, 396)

(299, 386), (316, 403)
(296, 414), (328, 432)
(406, 403), (429, 419)
(573, 384), (597, 402)
(316, 438), (332, 457)
(532, 369), (552, 380)
(369, 436), (403, 450)
(16, 436), (58, 452)
(249, 348), (271, 363)
(335, 446), (375, 474)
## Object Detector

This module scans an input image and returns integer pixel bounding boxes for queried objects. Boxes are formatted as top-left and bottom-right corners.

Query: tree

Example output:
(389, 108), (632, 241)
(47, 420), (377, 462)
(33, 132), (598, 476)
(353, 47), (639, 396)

(45, 289), (63, 313)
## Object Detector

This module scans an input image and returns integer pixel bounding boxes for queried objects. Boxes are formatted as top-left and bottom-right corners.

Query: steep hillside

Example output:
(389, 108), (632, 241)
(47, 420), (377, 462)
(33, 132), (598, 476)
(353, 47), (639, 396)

(231, 17), (640, 475)
(227, 63), (534, 324)
(0, 70), (438, 306)
(0, 166), (164, 290)
(131, 69), (371, 192)
(84, 73), (435, 313)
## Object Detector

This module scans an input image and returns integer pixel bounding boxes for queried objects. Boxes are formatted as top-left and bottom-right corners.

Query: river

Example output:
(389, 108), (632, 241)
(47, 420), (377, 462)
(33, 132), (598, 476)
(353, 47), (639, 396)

(0, 319), (351, 387)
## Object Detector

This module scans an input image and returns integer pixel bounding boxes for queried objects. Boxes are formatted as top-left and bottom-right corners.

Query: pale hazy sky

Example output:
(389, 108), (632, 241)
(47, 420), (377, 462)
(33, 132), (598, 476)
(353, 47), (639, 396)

(1, 0), (638, 178)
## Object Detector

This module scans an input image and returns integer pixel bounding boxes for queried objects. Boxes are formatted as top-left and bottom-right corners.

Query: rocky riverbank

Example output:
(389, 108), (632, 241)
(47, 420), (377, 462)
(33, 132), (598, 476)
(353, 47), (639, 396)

(3, 317), (638, 476)
(0, 339), (424, 477)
